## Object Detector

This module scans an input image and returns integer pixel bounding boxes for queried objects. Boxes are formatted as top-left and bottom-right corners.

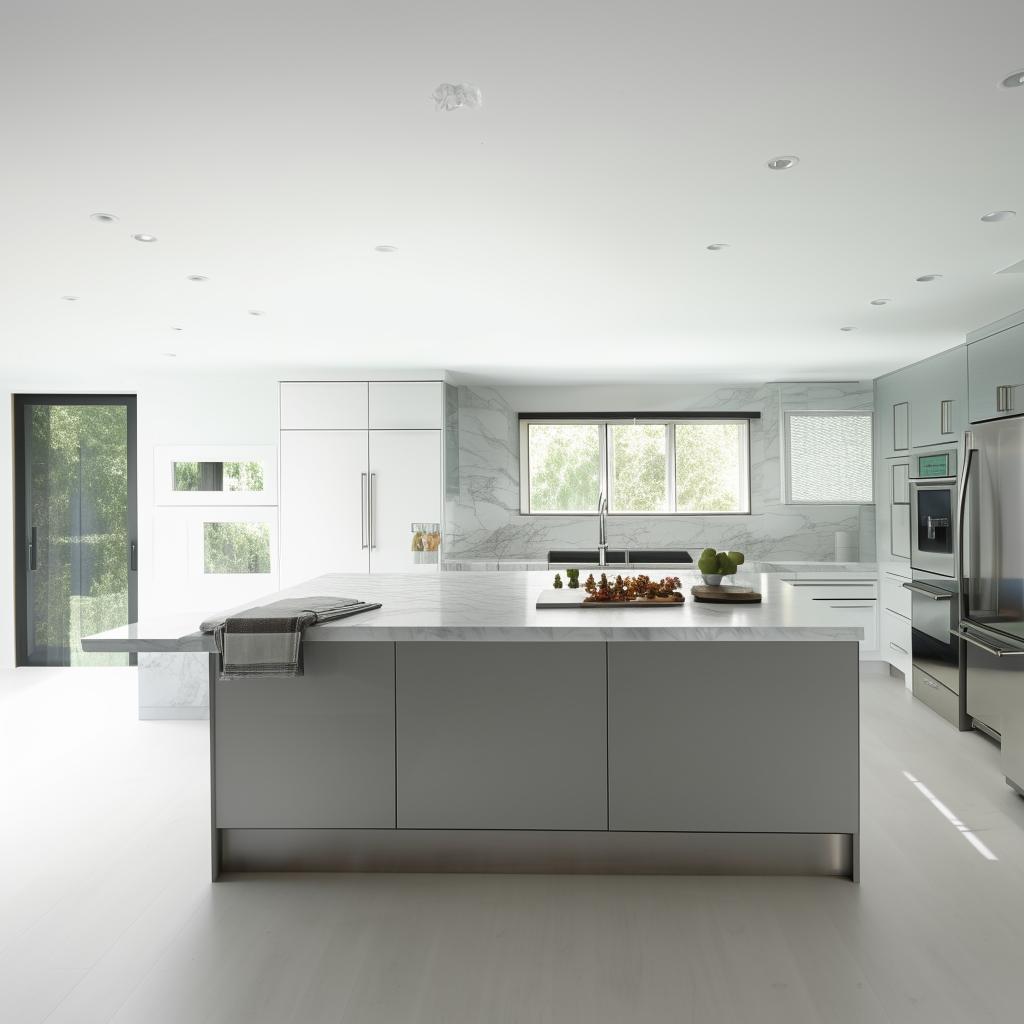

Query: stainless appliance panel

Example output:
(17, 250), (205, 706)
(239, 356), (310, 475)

(964, 629), (1006, 737)
(905, 576), (959, 693)
(910, 480), (956, 578)
(961, 417), (1024, 644)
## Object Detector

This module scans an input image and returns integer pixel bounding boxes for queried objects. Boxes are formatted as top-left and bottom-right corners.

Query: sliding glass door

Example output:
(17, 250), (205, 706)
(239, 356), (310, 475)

(14, 396), (137, 666)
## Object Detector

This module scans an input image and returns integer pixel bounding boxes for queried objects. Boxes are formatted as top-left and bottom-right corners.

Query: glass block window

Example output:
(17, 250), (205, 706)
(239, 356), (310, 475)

(786, 412), (873, 503)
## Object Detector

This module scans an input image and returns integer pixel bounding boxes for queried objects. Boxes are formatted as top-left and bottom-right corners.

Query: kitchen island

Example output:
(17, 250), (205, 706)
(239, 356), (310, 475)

(84, 571), (861, 880)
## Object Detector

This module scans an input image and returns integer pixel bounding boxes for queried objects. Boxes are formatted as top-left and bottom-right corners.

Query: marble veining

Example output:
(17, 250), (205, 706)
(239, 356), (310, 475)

(83, 571), (863, 650)
(447, 383), (876, 563)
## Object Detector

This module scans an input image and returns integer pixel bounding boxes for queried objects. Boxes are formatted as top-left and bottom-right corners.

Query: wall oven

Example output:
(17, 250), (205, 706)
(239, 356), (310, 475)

(909, 449), (957, 579)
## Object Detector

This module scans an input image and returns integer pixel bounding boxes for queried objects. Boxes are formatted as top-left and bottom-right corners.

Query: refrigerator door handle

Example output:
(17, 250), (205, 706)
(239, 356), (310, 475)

(369, 473), (376, 549)
(959, 628), (1024, 658)
(956, 436), (976, 585)
(360, 473), (369, 549)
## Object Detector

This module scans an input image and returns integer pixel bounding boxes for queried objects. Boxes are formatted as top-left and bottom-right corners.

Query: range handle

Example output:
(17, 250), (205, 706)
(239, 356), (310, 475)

(959, 628), (1024, 659)
(901, 582), (953, 601)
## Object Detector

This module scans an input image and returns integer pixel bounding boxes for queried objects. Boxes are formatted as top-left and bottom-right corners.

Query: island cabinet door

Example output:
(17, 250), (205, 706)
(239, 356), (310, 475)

(214, 642), (396, 828)
(607, 642), (859, 835)
(395, 642), (608, 830)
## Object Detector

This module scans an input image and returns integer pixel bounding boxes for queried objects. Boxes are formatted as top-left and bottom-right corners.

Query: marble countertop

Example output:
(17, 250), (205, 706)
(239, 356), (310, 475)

(83, 570), (864, 653)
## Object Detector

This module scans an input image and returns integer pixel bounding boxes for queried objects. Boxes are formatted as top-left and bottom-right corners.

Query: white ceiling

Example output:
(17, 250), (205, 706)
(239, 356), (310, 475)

(2, 0), (1023, 383)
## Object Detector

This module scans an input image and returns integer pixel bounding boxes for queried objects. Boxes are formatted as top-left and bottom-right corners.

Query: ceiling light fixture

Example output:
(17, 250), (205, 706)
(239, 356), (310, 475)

(767, 155), (799, 170)
(915, 274), (943, 282)
(706, 243), (730, 251)
(90, 212), (118, 223)
(170, 326), (183, 331)
(248, 309), (265, 316)
(133, 233), (158, 242)
(163, 352), (178, 357)
(186, 274), (208, 282)
(870, 298), (891, 306)
(374, 244), (398, 253)
(981, 210), (1016, 222)
(840, 326), (856, 332)
(1000, 70), (1024, 88)
(61, 294), (79, 301)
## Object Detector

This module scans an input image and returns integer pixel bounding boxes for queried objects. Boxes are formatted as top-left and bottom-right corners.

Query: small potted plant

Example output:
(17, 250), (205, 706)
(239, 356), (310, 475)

(697, 548), (745, 586)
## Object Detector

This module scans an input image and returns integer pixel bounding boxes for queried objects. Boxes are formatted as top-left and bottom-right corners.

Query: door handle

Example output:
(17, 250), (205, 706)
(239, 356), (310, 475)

(369, 472), (376, 549)
(957, 438), (976, 586)
(959, 628), (1024, 658)
(130, 540), (138, 572)
(29, 526), (37, 570)
(360, 473), (368, 549)
(996, 385), (1014, 414)
(889, 641), (909, 655)
(940, 399), (953, 435)
(901, 582), (953, 600)
(829, 604), (874, 609)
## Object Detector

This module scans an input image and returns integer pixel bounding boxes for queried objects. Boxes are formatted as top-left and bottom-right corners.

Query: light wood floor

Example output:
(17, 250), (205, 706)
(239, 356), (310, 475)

(3, 664), (1024, 1023)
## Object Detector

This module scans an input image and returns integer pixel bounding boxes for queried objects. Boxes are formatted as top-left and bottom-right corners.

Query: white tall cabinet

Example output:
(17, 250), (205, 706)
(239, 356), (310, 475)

(280, 381), (445, 587)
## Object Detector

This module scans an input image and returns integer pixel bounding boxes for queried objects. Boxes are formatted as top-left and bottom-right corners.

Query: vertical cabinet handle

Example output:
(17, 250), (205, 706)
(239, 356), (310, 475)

(996, 385), (1014, 413)
(940, 399), (953, 435)
(360, 473), (369, 549)
(369, 473), (376, 549)
(130, 541), (138, 572)
(29, 526), (37, 570)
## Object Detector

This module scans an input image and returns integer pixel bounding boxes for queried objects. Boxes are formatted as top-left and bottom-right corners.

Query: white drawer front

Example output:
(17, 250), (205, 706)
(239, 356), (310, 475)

(815, 600), (878, 654)
(881, 576), (912, 618)
(881, 608), (912, 679)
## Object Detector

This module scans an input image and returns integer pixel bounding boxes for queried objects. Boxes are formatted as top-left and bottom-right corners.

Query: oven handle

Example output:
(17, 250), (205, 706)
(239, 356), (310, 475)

(959, 629), (1024, 658)
(957, 437), (976, 584)
(902, 582), (953, 601)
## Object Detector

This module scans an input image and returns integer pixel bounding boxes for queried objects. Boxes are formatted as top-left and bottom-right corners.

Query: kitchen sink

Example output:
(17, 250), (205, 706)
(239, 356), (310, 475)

(547, 549), (693, 568)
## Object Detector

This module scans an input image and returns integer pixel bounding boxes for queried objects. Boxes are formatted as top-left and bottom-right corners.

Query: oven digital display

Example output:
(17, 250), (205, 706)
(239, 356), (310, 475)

(918, 454), (950, 477)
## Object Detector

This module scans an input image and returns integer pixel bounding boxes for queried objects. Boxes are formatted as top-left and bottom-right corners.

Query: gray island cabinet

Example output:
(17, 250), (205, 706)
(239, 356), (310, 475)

(84, 571), (862, 881)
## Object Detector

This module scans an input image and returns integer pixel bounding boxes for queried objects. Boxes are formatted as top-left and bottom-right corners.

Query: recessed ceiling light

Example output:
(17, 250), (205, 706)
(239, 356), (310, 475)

(1000, 71), (1024, 88)
(90, 212), (118, 223)
(706, 243), (730, 251)
(915, 274), (943, 282)
(767, 155), (799, 170)
(133, 233), (158, 242)
(981, 210), (1016, 222)
(870, 298), (891, 306)
(374, 244), (398, 253)
(170, 326), (183, 331)
(61, 294), (79, 301)
(163, 352), (178, 358)
(186, 274), (208, 282)
(840, 326), (856, 332)
(248, 309), (265, 316)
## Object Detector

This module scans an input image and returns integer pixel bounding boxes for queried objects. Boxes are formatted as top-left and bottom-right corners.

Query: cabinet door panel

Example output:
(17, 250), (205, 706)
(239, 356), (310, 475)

(910, 347), (966, 448)
(215, 643), (396, 828)
(280, 382), (368, 429)
(368, 430), (442, 572)
(280, 430), (369, 586)
(968, 324), (1024, 423)
(893, 402), (910, 451)
(369, 382), (444, 429)
(396, 642), (607, 830)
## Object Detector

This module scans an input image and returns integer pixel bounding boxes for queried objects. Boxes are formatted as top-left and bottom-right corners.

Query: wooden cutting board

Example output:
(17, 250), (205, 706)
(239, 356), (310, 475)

(690, 584), (762, 603)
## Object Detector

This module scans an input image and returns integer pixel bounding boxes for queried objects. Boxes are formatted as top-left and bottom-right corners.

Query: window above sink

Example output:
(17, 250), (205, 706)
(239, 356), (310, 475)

(519, 413), (755, 516)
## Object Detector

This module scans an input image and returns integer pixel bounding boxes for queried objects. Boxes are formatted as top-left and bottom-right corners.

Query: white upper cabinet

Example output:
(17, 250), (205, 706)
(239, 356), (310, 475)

(968, 317), (1024, 423)
(280, 382), (369, 430)
(908, 347), (966, 448)
(368, 382), (445, 429)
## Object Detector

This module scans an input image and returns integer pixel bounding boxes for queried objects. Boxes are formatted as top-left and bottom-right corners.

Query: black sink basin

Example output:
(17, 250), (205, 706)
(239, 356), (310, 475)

(547, 549), (627, 565)
(546, 549), (692, 566)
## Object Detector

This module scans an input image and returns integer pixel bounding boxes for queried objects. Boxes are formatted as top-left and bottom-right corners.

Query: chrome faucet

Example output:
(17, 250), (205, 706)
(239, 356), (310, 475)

(597, 492), (609, 566)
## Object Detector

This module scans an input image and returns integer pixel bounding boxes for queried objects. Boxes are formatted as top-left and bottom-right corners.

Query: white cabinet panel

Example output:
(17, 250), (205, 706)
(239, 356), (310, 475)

(280, 430), (369, 585)
(881, 574), (912, 618)
(368, 382), (444, 429)
(881, 608), (912, 680)
(280, 382), (368, 430)
(368, 430), (442, 572)
(909, 347), (966, 448)
(968, 322), (1024, 423)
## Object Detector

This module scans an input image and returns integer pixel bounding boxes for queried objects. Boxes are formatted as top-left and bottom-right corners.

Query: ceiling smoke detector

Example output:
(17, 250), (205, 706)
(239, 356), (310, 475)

(767, 155), (799, 170)
(1000, 71), (1024, 88)
(981, 210), (1016, 222)
(432, 82), (482, 112)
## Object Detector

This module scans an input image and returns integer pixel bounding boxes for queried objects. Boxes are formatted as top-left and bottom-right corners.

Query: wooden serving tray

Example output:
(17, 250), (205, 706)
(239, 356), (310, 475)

(691, 584), (762, 603)
(536, 590), (684, 609)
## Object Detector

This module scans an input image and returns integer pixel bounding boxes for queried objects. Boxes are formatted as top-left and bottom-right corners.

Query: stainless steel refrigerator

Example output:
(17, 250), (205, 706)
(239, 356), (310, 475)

(960, 417), (1024, 794)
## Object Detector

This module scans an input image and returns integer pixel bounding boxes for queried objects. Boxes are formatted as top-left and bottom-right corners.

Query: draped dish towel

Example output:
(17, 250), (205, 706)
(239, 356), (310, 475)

(200, 597), (381, 679)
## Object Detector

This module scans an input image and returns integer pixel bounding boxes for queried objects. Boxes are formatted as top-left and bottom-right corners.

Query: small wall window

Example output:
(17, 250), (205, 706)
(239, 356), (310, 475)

(173, 460), (265, 493)
(785, 411), (873, 504)
(520, 416), (752, 515)
(203, 522), (272, 574)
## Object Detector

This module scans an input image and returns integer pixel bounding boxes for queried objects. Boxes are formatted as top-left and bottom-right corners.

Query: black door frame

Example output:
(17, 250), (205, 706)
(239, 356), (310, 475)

(13, 394), (138, 666)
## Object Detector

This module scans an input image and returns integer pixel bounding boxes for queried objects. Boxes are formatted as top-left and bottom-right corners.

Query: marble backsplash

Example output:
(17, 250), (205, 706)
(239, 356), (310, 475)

(447, 382), (876, 563)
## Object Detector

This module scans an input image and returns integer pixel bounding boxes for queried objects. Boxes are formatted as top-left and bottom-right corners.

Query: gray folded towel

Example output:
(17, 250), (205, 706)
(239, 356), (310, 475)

(200, 596), (381, 679)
